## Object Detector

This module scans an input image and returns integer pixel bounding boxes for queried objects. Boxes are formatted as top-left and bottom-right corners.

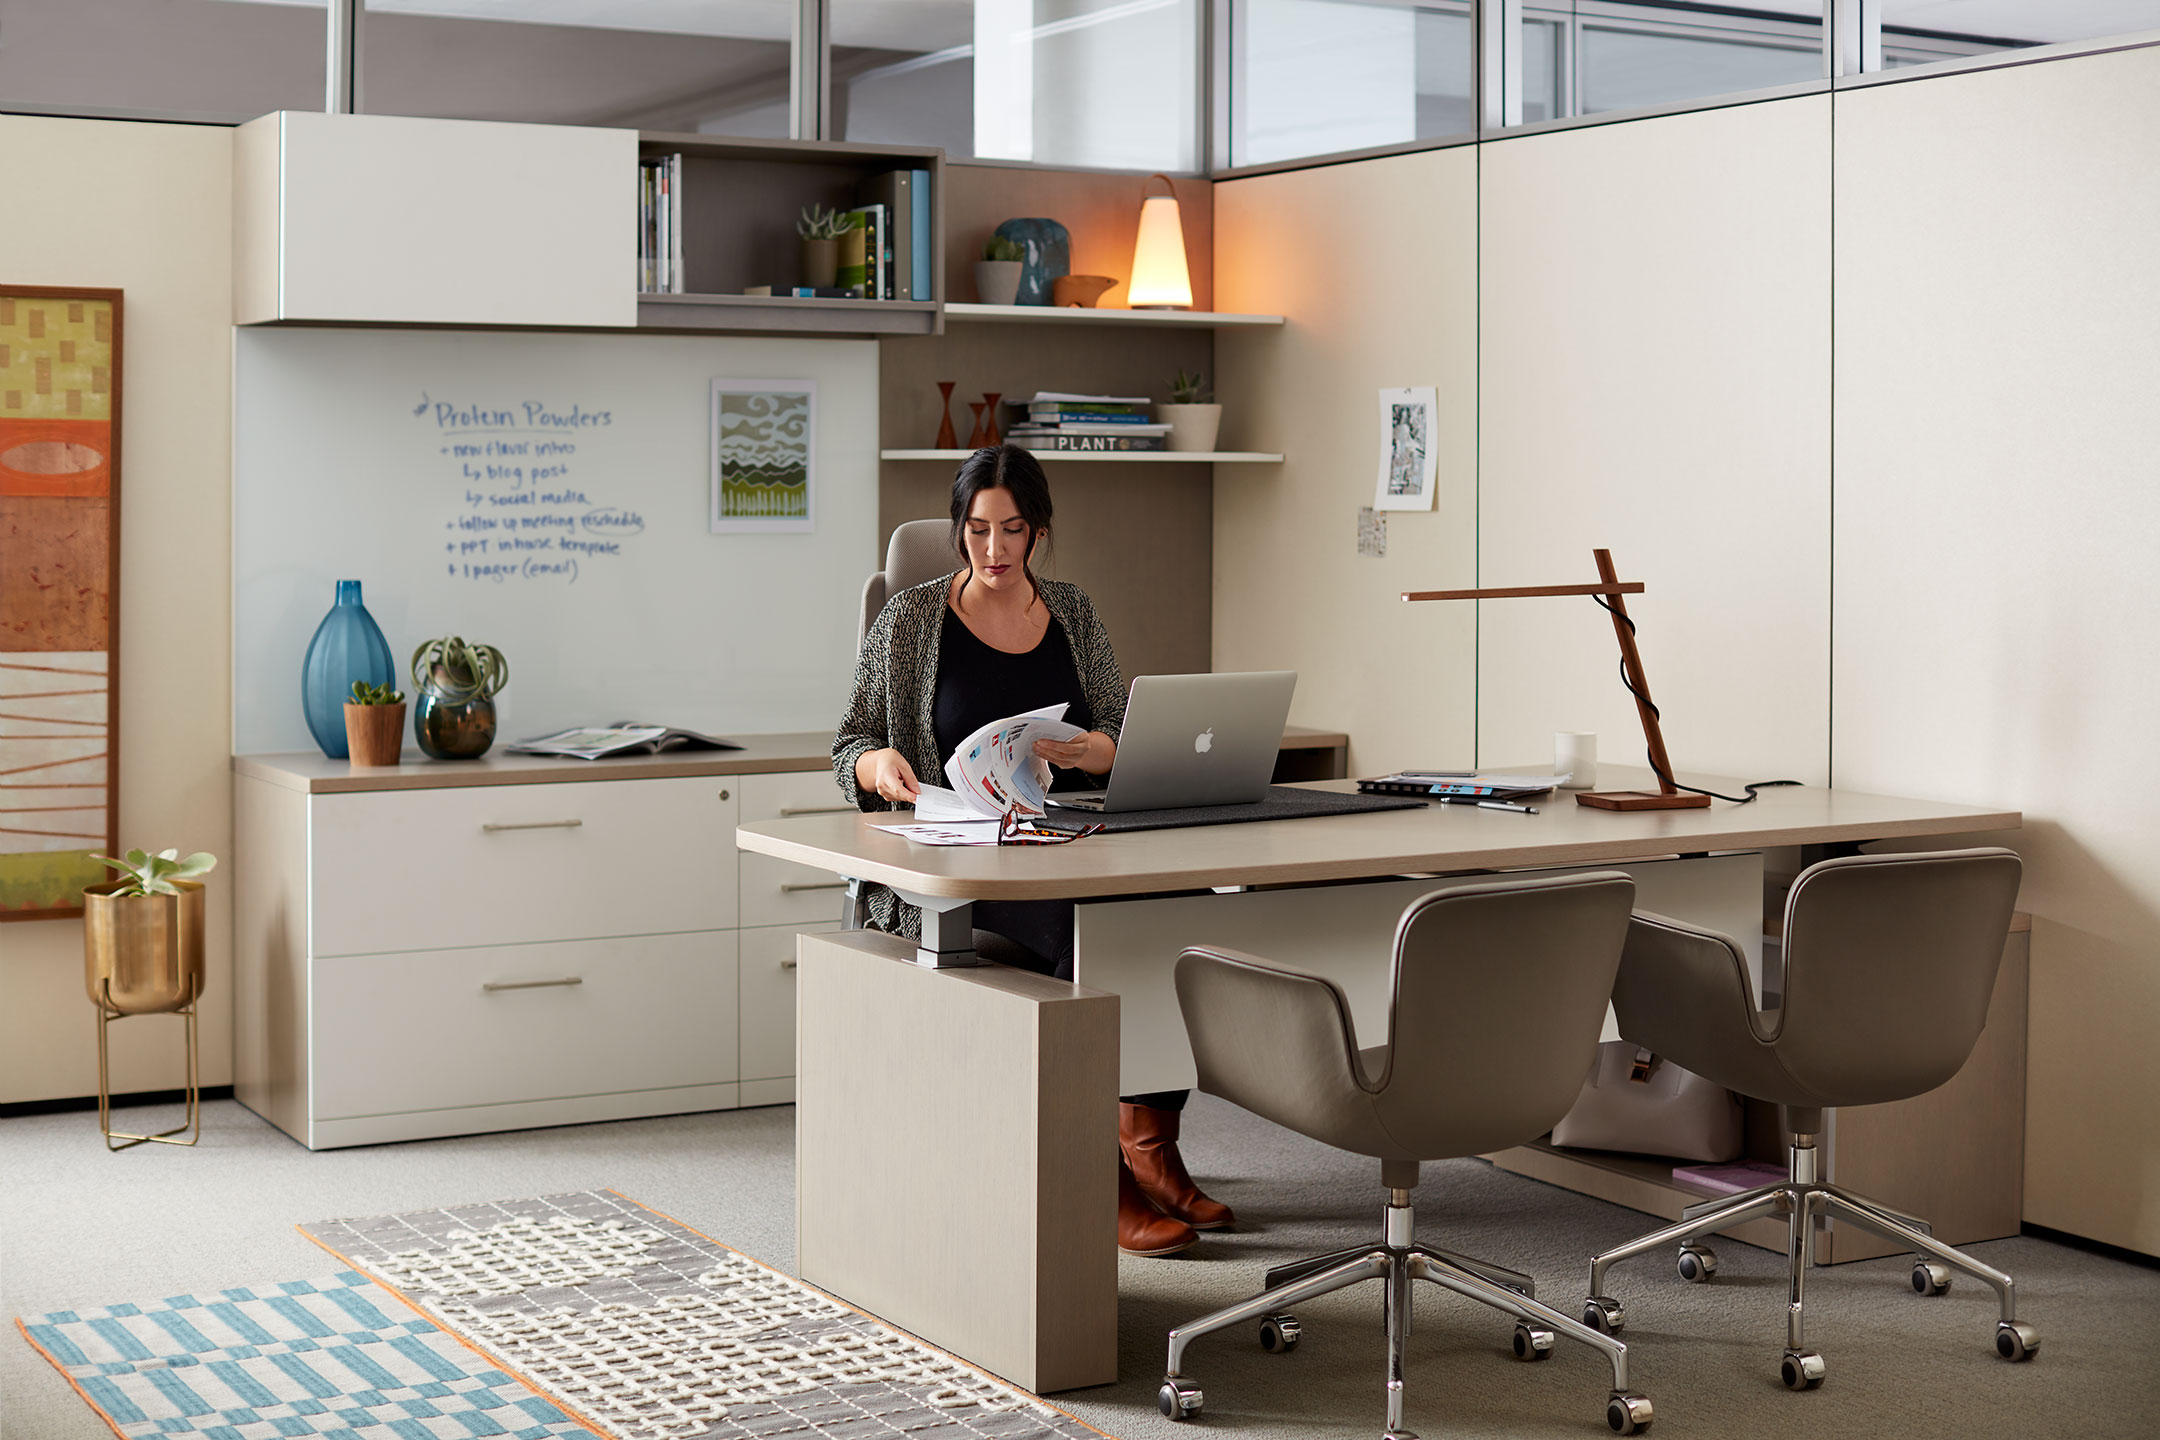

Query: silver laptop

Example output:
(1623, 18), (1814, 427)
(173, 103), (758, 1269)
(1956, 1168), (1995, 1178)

(1048, 671), (1297, 814)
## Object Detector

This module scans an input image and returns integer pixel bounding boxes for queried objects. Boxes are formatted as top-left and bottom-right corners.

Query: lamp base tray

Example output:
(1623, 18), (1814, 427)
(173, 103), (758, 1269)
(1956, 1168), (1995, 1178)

(1576, 790), (1713, 811)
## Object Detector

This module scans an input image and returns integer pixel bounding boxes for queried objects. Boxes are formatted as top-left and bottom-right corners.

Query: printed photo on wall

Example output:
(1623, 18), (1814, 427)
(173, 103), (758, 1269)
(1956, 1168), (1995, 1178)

(1373, 386), (1438, 512)
(711, 379), (815, 534)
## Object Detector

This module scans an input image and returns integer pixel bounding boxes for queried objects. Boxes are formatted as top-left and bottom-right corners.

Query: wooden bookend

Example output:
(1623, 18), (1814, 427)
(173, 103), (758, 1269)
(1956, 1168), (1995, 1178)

(1576, 789), (1712, 811)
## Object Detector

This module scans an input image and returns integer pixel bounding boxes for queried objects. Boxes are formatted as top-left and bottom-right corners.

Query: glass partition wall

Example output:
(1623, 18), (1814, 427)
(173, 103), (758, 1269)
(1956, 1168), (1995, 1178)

(3, 1), (2154, 168)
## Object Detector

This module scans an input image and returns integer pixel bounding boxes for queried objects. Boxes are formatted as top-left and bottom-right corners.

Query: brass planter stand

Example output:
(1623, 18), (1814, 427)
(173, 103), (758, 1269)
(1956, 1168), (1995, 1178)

(83, 880), (206, 1150)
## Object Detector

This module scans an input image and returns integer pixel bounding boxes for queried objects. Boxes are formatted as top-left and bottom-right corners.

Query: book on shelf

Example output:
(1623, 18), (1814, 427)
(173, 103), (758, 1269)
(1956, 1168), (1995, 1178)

(743, 286), (858, 299)
(1010, 432), (1168, 453)
(839, 203), (884, 298)
(507, 723), (743, 760)
(1008, 422), (1172, 437)
(636, 154), (685, 295)
(1025, 392), (1151, 407)
(1023, 409), (1154, 424)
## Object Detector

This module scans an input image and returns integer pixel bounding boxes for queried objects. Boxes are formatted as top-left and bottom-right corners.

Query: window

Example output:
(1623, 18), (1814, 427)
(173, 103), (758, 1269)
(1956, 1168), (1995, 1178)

(838, 0), (1201, 171)
(1229, 0), (1474, 168)
(1517, 3), (1823, 123)
(0, 0), (326, 124)
(1878, 1), (2160, 70)
(356, 1), (794, 135)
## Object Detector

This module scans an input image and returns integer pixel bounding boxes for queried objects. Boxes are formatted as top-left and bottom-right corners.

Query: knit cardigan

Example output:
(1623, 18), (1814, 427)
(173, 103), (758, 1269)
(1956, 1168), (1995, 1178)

(831, 571), (1128, 938)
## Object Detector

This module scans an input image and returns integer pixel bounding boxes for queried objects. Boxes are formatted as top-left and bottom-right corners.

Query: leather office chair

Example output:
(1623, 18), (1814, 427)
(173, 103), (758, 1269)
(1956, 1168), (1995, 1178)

(1579, 848), (2033, 1391)
(1161, 872), (1656, 1438)
(843, 519), (956, 928)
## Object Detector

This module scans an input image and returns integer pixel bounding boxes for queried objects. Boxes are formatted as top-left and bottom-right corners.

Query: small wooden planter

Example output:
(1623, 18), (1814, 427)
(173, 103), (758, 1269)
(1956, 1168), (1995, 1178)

(344, 702), (406, 766)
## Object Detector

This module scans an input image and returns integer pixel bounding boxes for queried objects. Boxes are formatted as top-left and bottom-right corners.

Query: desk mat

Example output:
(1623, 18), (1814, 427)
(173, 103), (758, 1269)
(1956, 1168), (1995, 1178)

(299, 1189), (1105, 1440)
(1037, 784), (1426, 834)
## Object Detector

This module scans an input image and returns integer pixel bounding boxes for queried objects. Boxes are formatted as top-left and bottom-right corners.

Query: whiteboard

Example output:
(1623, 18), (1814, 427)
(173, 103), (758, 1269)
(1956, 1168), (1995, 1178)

(234, 328), (879, 754)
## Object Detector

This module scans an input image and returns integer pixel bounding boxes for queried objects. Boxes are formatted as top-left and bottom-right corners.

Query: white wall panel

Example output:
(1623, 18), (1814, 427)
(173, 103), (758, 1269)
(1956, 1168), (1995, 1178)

(1833, 45), (2160, 1255)
(1213, 148), (1479, 775)
(1477, 97), (1832, 785)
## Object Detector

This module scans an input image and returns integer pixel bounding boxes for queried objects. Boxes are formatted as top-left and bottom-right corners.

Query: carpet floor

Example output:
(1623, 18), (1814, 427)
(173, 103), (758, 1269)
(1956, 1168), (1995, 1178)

(4, 1095), (2156, 1440)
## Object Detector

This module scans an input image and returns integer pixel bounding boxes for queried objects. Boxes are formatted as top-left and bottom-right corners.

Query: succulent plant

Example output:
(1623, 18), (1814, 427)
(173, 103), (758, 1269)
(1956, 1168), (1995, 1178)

(348, 679), (405, 706)
(94, 848), (216, 899)
(982, 235), (1026, 263)
(411, 636), (509, 703)
(1168, 368), (1213, 405)
(798, 203), (849, 240)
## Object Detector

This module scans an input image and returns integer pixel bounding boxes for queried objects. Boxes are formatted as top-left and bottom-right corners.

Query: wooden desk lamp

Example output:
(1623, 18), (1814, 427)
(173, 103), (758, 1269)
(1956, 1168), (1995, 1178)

(1404, 548), (1711, 810)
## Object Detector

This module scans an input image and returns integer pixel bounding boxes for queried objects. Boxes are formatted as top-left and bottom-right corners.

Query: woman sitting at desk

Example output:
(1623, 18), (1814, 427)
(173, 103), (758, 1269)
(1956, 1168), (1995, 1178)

(834, 443), (1232, 1258)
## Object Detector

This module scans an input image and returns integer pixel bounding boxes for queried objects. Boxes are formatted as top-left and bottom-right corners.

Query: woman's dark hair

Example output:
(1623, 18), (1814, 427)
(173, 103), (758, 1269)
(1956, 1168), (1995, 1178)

(950, 444), (1054, 601)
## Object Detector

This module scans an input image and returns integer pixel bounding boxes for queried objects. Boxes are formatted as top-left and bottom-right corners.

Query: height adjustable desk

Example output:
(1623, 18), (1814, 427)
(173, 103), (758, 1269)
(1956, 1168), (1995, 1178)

(735, 771), (2021, 1393)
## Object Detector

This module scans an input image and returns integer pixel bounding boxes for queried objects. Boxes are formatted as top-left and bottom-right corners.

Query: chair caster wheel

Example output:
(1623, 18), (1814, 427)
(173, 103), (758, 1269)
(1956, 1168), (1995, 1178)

(1606, 1391), (1654, 1434)
(1910, 1260), (1952, 1296)
(1676, 1245), (1717, 1284)
(1582, 1296), (1626, 1334)
(1258, 1313), (1301, 1353)
(1158, 1377), (1203, 1420)
(1996, 1321), (2039, 1362)
(1512, 1323), (1555, 1361)
(1780, 1349), (1826, 1390)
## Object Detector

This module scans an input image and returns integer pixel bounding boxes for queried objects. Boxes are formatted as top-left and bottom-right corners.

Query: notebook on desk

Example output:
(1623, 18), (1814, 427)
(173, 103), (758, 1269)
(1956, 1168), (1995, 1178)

(1035, 785), (1424, 834)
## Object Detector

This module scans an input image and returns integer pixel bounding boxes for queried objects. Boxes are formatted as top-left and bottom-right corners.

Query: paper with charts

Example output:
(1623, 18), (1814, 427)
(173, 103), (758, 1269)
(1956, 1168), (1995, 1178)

(874, 703), (1083, 843)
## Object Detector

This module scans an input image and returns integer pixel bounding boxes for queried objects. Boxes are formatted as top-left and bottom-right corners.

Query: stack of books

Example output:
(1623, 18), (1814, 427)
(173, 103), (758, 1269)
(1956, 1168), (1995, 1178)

(638, 153), (684, 295)
(1005, 394), (1172, 453)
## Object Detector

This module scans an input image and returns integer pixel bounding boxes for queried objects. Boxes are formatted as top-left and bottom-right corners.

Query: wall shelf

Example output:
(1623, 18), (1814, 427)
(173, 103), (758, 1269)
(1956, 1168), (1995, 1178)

(882, 449), (1283, 463)
(943, 303), (1283, 328)
(639, 294), (940, 337)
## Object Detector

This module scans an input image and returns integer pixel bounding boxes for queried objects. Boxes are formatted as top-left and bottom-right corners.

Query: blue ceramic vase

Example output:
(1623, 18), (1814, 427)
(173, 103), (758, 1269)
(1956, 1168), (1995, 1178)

(300, 580), (394, 759)
(994, 218), (1071, 305)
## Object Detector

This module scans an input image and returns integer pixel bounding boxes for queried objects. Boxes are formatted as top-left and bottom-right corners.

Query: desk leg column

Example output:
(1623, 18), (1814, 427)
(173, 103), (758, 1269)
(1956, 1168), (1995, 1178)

(898, 888), (979, 968)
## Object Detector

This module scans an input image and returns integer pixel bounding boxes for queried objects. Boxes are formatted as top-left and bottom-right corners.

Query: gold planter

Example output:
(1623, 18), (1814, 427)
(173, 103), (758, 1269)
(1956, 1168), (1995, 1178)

(83, 880), (206, 1149)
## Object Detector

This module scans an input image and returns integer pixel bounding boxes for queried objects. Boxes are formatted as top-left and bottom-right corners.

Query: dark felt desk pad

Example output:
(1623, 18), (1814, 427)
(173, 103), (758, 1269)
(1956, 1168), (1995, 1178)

(1036, 785), (1426, 834)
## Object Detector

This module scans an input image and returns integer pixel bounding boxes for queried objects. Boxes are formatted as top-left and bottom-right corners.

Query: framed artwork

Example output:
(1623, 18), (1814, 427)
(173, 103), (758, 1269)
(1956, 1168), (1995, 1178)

(1373, 385), (1439, 512)
(1, 286), (122, 921)
(710, 378), (815, 534)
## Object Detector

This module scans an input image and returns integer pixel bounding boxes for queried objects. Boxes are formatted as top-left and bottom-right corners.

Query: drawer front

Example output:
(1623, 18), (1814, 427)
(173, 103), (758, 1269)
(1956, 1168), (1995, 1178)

(740, 922), (834, 1082)
(311, 931), (738, 1119)
(739, 771), (856, 927)
(312, 777), (738, 955)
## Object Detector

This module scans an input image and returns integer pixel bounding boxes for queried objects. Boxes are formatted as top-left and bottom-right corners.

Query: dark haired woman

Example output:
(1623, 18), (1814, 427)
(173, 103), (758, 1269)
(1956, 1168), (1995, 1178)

(833, 444), (1233, 1258)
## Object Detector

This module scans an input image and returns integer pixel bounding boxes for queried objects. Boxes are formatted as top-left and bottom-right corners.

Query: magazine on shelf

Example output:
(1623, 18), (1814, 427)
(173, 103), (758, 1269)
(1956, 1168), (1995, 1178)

(507, 723), (743, 760)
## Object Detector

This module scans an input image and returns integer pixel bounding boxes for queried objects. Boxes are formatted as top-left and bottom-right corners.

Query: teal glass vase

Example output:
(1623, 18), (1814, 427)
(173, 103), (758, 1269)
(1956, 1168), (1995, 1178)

(301, 580), (394, 759)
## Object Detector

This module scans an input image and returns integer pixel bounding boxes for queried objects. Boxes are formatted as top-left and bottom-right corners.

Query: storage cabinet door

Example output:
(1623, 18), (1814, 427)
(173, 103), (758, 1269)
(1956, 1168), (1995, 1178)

(738, 770), (858, 927)
(312, 777), (738, 955)
(310, 931), (737, 1119)
(740, 921), (835, 1082)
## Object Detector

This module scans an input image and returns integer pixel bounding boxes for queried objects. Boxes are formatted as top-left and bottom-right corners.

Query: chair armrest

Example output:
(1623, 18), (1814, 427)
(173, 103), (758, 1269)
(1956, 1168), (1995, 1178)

(1175, 946), (1379, 1133)
(1613, 911), (1776, 1066)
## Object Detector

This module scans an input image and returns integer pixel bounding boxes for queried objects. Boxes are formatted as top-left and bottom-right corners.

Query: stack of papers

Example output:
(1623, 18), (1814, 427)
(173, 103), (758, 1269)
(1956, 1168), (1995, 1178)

(1358, 772), (1564, 799)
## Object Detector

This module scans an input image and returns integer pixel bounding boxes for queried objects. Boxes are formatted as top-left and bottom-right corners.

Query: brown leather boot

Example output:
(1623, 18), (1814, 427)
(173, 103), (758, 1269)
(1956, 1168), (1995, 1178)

(1119, 1154), (1197, 1257)
(1121, 1102), (1236, 1230)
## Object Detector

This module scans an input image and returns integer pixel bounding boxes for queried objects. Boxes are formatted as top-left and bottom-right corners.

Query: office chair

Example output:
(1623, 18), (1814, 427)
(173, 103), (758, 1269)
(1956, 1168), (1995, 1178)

(1579, 848), (2033, 1391)
(843, 519), (955, 928)
(1161, 872), (1656, 1437)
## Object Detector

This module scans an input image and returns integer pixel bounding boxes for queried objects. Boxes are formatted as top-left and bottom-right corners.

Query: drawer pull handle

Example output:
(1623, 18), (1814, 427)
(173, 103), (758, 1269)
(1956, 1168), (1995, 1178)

(481, 819), (584, 832)
(780, 880), (847, 893)
(781, 958), (798, 970)
(483, 977), (584, 993)
(779, 804), (855, 817)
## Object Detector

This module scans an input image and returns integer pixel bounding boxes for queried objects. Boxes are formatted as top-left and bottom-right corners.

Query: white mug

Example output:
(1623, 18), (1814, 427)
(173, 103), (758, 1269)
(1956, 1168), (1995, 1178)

(1555, 732), (1597, 790)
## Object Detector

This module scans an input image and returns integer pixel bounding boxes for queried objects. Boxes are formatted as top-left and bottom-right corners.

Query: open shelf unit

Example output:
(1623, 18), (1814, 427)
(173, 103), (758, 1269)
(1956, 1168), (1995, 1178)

(882, 449), (1282, 463)
(636, 131), (946, 337)
(943, 303), (1283, 328)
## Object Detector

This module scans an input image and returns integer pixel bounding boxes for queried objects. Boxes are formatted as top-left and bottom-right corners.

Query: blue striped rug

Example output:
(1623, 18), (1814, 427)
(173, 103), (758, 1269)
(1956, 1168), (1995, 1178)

(16, 1270), (596, 1439)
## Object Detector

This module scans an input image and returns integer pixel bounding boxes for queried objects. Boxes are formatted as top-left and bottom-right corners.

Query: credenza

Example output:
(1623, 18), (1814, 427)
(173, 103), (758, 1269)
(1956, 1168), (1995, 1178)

(230, 736), (841, 1149)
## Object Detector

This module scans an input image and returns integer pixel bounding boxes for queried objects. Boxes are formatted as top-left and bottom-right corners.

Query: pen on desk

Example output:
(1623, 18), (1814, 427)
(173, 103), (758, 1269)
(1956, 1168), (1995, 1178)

(1477, 800), (1537, 814)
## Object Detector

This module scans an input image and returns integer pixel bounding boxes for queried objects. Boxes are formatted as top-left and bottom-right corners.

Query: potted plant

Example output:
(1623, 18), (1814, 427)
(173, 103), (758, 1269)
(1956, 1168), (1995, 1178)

(1161, 369), (1222, 453)
(343, 679), (406, 766)
(410, 635), (509, 760)
(975, 236), (1025, 306)
(84, 848), (216, 1148)
(799, 203), (847, 289)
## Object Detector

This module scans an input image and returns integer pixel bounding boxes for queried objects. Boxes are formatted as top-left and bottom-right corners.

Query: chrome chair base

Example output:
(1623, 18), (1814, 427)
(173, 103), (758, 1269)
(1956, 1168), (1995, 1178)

(1582, 1137), (2037, 1386)
(1162, 1193), (1654, 1436)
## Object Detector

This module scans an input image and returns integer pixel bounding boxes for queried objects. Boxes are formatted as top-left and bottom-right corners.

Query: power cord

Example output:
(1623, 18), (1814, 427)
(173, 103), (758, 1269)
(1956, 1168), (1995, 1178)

(1592, 595), (1803, 805)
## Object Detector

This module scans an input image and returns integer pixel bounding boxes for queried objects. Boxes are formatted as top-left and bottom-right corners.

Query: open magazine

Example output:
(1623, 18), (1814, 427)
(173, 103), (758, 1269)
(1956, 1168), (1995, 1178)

(876, 703), (1084, 842)
(507, 723), (743, 760)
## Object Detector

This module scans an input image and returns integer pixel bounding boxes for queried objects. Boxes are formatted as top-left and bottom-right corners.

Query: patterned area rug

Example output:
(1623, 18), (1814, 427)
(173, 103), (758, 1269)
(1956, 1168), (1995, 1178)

(300, 1190), (1105, 1440)
(16, 1270), (595, 1439)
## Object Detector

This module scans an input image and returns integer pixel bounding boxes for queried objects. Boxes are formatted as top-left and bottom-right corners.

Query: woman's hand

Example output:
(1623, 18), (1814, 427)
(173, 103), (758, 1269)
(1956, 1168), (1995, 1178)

(857, 747), (922, 804)
(1034, 731), (1116, 776)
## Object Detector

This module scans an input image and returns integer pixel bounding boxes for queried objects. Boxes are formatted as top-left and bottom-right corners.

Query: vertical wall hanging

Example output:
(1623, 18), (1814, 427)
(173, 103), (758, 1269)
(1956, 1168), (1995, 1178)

(0, 286), (122, 921)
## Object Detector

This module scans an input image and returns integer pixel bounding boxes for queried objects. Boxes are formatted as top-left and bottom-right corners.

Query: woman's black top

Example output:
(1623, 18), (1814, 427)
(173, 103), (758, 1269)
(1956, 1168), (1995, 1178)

(933, 605), (1096, 793)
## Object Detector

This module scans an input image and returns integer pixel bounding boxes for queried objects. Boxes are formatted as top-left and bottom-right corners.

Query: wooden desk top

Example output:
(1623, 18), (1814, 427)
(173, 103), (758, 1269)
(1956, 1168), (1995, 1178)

(734, 766), (2021, 901)
(233, 725), (1348, 795)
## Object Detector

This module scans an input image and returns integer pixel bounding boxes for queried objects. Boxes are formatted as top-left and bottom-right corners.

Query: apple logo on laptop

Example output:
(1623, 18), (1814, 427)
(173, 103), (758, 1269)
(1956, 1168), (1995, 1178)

(1194, 728), (1214, 755)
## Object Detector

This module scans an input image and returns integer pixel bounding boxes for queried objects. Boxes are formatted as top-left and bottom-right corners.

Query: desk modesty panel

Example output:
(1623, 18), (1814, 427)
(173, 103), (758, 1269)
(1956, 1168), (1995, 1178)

(734, 767), (2022, 899)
